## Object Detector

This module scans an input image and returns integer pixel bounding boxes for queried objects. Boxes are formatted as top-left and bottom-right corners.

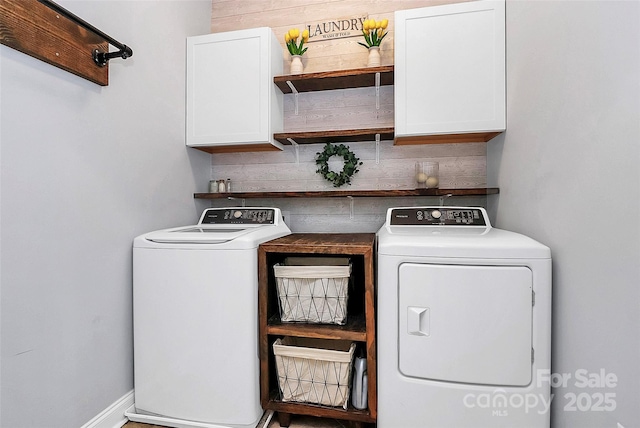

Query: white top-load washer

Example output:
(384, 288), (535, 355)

(377, 206), (551, 428)
(127, 208), (290, 428)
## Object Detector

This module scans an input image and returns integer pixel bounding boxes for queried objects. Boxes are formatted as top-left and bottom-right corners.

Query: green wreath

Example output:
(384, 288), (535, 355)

(315, 143), (363, 187)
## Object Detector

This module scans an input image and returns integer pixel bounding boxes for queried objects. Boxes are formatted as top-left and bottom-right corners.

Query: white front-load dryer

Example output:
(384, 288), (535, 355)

(377, 206), (551, 428)
(127, 208), (290, 428)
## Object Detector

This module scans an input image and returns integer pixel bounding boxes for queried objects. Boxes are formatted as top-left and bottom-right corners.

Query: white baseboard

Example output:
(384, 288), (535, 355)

(125, 407), (261, 428)
(80, 390), (134, 428)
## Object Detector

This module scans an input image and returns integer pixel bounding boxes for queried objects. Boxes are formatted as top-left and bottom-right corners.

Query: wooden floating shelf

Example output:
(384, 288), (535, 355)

(274, 65), (394, 94)
(194, 188), (499, 199)
(274, 127), (395, 145)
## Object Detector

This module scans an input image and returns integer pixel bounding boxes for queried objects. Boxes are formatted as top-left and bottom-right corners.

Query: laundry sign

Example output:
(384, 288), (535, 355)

(306, 15), (368, 42)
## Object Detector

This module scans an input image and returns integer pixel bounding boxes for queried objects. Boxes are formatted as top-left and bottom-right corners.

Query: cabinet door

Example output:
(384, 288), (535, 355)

(186, 28), (283, 149)
(395, 0), (505, 139)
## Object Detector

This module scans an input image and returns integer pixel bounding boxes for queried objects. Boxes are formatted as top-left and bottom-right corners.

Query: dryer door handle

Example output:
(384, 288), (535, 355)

(408, 306), (430, 336)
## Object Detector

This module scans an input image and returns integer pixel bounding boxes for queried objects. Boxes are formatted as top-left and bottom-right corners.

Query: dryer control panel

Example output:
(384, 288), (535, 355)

(389, 207), (487, 226)
(199, 208), (276, 225)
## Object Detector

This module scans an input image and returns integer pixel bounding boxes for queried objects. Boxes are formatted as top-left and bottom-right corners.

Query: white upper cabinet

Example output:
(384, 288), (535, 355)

(186, 28), (283, 152)
(394, 0), (506, 144)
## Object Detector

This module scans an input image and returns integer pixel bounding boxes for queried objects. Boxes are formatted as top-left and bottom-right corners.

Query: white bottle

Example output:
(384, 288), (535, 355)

(351, 356), (368, 410)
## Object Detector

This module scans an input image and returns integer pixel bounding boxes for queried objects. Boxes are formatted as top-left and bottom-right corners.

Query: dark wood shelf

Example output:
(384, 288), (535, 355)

(274, 127), (394, 145)
(266, 314), (366, 342)
(274, 65), (394, 94)
(266, 390), (374, 423)
(194, 187), (499, 199)
(261, 233), (375, 253)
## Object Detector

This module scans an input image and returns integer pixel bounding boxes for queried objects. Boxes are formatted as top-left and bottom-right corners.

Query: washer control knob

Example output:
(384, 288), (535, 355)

(233, 210), (243, 219)
(431, 210), (442, 219)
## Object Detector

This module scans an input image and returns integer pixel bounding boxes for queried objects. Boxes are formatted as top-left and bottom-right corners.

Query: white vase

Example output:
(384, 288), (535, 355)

(367, 46), (381, 67)
(290, 55), (303, 74)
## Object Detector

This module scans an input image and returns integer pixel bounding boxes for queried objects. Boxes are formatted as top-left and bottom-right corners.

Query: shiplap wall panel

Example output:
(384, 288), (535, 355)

(209, 0), (488, 233)
(208, 195), (488, 233)
(211, 0), (469, 73)
(284, 87), (394, 131)
(211, 140), (487, 192)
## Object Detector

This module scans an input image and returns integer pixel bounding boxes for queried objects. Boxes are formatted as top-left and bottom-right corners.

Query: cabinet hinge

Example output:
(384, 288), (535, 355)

(532, 348), (535, 364)
(532, 290), (536, 306)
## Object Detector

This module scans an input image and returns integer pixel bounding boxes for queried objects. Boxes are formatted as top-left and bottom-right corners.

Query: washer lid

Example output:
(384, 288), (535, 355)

(143, 225), (257, 244)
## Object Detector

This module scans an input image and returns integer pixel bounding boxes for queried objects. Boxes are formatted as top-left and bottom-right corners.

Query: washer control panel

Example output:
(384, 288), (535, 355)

(199, 208), (275, 225)
(389, 207), (487, 226)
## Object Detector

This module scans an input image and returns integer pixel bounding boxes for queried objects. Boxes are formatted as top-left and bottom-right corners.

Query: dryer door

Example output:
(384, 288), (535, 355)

(398, 263), (533, 386)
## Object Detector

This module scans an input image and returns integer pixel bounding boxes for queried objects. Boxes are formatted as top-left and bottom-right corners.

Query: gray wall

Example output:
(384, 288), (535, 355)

(489, 1), (640, 426)
(0, 1), (211, 427)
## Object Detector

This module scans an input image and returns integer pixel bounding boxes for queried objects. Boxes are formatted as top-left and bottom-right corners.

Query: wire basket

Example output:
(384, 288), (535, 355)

(273, 337), (356, 409)
(274, 258), (351, 325)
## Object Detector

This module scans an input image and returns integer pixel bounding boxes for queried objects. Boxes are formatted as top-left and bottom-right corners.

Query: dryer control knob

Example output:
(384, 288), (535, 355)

(431, 210), (442, 219)
(233, 210), (243, 219)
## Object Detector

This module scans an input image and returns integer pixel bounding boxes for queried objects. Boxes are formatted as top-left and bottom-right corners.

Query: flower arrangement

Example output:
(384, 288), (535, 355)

(285, 28), (309, 56)
(358, 18), (388, 49)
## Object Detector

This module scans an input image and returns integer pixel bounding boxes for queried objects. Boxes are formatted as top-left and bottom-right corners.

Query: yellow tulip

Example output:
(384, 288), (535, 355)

(381, 19), (389, 29)
(293, 28), (300, 39)
(285, 33), (290, 43)
(302, 29), (309, 42)
(363, 20), (369, 31)
(376, 20), (382, 29)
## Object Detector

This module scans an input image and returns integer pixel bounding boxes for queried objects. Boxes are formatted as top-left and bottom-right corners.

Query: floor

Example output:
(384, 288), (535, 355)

(123, 412), (352, 428)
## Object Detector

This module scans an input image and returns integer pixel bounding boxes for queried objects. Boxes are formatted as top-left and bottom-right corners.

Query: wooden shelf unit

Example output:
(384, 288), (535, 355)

(194, 187), (499, 200)
(273, 65), (502, 146)
(274, 67), (393, 146)
(258, 234), (377, 427)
